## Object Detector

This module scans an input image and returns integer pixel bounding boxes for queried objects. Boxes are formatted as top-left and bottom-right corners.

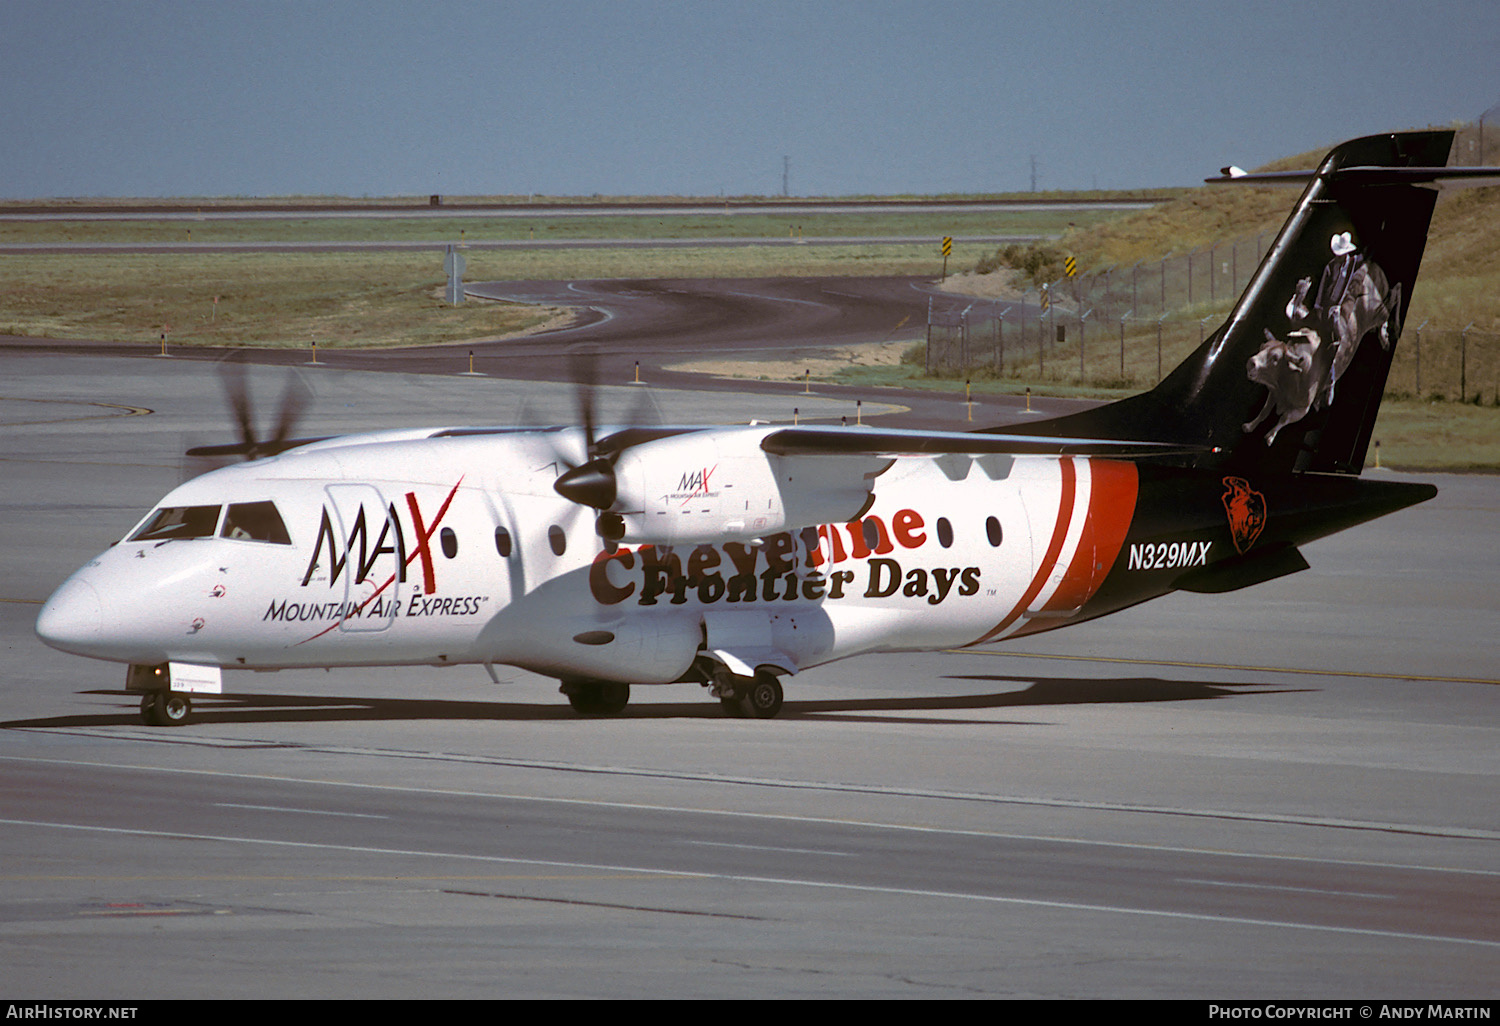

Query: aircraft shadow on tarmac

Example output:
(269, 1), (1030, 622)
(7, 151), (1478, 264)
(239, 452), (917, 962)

(0, 676), (1304, 730)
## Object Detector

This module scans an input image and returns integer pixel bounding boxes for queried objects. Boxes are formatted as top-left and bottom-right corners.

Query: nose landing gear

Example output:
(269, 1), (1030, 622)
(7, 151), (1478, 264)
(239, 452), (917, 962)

(140, 692), (193, 726)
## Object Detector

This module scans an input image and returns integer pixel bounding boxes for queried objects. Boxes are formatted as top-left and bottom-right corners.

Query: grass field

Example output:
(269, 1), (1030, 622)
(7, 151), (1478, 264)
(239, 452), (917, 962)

(0, 206), (1123, 247)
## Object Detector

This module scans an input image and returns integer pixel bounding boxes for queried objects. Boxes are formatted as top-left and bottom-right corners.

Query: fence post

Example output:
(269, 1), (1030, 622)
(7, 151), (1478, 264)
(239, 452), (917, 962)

(1039, 307), (1046, 378)
(961, 306), (970, 371)
(1079, 309), (1092, 380)
(1463, 323), (1473, 401)
(1119, 309), (1132, 379)
(1157, 315), (1166, 382)
(1415, 319), (1427, 397)
(925, 295), (933, 376)
(996, 305), (1010, 376)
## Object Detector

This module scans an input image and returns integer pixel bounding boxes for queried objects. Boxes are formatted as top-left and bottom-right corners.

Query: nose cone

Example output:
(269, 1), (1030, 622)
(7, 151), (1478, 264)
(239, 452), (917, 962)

(36, 576), (104, 656)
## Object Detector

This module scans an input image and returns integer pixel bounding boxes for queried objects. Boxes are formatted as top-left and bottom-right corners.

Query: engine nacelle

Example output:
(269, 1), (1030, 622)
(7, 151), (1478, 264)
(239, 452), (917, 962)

(611, 427), (888, 545)
(557, 613), (702, 685)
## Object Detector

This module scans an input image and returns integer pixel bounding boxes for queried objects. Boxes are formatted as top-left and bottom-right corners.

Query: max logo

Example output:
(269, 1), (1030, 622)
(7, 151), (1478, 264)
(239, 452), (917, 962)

(1221, 477), (1267, 554)
(301, 479), (464, 595)
(678, 466), (714, 493)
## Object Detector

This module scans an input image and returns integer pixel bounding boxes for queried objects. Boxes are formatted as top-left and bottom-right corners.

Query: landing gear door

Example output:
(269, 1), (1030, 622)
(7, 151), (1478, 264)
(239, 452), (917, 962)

(322, 483), (402, 633)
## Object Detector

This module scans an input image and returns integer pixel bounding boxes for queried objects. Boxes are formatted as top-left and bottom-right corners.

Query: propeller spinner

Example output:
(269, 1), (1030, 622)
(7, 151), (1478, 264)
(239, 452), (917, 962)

(548, 352), (649, 542)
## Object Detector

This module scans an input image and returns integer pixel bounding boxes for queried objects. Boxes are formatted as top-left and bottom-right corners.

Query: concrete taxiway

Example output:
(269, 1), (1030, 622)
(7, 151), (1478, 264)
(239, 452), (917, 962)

(0, 347), (1496, 999)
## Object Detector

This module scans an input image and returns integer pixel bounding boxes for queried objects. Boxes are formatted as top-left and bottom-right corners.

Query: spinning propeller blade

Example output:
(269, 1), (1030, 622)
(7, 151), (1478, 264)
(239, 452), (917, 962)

(185, 361), (324, 461)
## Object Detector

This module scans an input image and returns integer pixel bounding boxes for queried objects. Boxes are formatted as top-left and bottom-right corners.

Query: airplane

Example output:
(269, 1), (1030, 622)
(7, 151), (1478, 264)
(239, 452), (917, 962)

(35, 130), (1494, 725)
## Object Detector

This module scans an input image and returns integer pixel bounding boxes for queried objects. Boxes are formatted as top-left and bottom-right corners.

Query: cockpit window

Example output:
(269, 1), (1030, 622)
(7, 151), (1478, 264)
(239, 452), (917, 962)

(220, 501), (292, 545)
(129, 505), (222, 542)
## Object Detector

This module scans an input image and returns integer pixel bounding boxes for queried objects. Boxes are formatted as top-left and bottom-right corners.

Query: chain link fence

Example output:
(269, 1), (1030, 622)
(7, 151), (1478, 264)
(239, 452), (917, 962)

(926, 231), (1273, 386)
(928, 236), (1499, 404)
(1391, 324), (1500, 404)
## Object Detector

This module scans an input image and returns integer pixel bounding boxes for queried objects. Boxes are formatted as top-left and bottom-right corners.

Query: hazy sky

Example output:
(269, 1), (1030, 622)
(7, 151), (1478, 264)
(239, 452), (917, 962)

(3, 0), (1497, 199)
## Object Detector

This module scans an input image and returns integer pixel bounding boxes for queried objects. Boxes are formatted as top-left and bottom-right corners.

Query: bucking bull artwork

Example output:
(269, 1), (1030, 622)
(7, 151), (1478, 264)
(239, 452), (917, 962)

(1244, 231), (1402, 444)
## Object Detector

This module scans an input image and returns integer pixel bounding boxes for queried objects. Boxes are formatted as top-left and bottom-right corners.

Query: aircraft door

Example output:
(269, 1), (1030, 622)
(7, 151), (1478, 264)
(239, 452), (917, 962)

(323, 483), (402, 633)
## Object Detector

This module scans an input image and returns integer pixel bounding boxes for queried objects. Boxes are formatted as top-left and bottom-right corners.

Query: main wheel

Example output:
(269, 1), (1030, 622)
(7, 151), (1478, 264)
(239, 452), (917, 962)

(737, 672), (784, 719)
(564, 681), (630, 715)
(140, 692), (192, 727)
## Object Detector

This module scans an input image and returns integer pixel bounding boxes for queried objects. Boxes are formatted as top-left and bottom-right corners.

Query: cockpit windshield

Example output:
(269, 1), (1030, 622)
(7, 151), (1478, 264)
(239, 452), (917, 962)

(127, 500), (292, 545)
(129, 505), (222, 542)
(220, 501), (291, 544)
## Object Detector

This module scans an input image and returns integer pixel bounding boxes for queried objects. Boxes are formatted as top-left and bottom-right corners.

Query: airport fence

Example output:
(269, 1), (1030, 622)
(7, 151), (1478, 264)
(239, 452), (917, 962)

(927, 234), (1500, 405)
(1391, 324), (1500, 404)
(925, 230), (1273, 386)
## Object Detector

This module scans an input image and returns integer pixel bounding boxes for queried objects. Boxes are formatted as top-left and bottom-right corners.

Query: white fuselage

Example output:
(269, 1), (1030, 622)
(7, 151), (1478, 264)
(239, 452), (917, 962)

(36, 426), (1139, 686)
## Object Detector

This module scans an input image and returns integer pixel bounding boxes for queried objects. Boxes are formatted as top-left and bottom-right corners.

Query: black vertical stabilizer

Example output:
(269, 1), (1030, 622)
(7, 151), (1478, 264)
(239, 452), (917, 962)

(1006, 131), (1454, 476)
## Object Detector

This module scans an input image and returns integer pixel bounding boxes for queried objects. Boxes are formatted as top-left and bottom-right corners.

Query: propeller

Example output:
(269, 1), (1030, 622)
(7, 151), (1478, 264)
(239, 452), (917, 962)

(549, 351), (659, 543)
(186, 361), (323, 461)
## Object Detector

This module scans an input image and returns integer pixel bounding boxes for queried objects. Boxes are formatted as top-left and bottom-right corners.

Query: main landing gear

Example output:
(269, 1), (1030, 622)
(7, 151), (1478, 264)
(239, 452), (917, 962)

(558, 669), (786, 719)
(561, 679), (631, 716)
(712, 669), (784, 719)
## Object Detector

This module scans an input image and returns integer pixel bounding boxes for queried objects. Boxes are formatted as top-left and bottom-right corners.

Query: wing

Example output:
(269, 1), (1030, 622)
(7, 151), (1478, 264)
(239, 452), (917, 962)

(759, 425), (1213, 459)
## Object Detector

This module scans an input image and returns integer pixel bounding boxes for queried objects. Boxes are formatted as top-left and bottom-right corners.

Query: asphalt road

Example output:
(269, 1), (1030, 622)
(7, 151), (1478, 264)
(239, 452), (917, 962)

(0, 291), (1495, 999)
(0, 276), (1070, 429)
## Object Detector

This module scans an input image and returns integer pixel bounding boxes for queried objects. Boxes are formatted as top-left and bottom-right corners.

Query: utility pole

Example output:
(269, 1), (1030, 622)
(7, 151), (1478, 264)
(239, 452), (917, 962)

(1030, 155), (1038, 193)
(783, 156), (790, 198)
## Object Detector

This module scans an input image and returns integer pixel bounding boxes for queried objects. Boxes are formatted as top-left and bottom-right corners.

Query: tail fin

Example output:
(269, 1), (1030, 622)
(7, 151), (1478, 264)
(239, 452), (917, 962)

(1017, 130), (1455, 475)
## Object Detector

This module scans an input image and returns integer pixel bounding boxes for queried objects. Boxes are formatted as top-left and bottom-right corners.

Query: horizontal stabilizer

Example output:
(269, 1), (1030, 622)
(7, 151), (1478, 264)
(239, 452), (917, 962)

(1206, 165), (1500, 188)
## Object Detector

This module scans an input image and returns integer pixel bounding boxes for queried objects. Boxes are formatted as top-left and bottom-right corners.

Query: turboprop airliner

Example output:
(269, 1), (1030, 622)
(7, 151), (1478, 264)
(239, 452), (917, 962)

(36, 131), (1492, 724)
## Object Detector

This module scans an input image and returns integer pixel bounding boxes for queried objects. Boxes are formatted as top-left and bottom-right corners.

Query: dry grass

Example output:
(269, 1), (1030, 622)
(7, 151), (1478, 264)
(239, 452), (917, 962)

(0, 252), (556, 348)
(0, 242), (984, 349)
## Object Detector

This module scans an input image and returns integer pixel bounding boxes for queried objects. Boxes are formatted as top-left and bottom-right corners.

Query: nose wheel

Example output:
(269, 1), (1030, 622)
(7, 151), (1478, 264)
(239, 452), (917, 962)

(140, 692), (193, 727)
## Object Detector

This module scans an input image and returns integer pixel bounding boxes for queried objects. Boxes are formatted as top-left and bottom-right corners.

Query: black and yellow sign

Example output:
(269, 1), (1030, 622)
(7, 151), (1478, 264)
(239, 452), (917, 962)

(942, 237), (953, 257)
(1064, 256), (1077, 277)
(1040, 284), (1050, 311)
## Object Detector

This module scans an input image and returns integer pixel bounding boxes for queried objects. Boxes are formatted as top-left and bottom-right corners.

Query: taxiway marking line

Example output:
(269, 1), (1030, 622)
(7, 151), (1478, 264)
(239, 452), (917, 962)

(4, 753), (1498, 872)
(2, 815), (1495, 951)
(214, 802), (387, 820)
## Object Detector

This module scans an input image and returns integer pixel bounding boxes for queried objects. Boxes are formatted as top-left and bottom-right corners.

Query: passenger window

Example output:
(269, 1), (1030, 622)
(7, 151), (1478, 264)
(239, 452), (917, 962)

(440, 527), (458, 559)
(936, 517), (954, 548)
(494, 526), (512, 558)
(985, 516), (1003, 547)
(548, 525), (566, 556)
(220, 501), (291, 544)
(131, 505), (222, 542)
